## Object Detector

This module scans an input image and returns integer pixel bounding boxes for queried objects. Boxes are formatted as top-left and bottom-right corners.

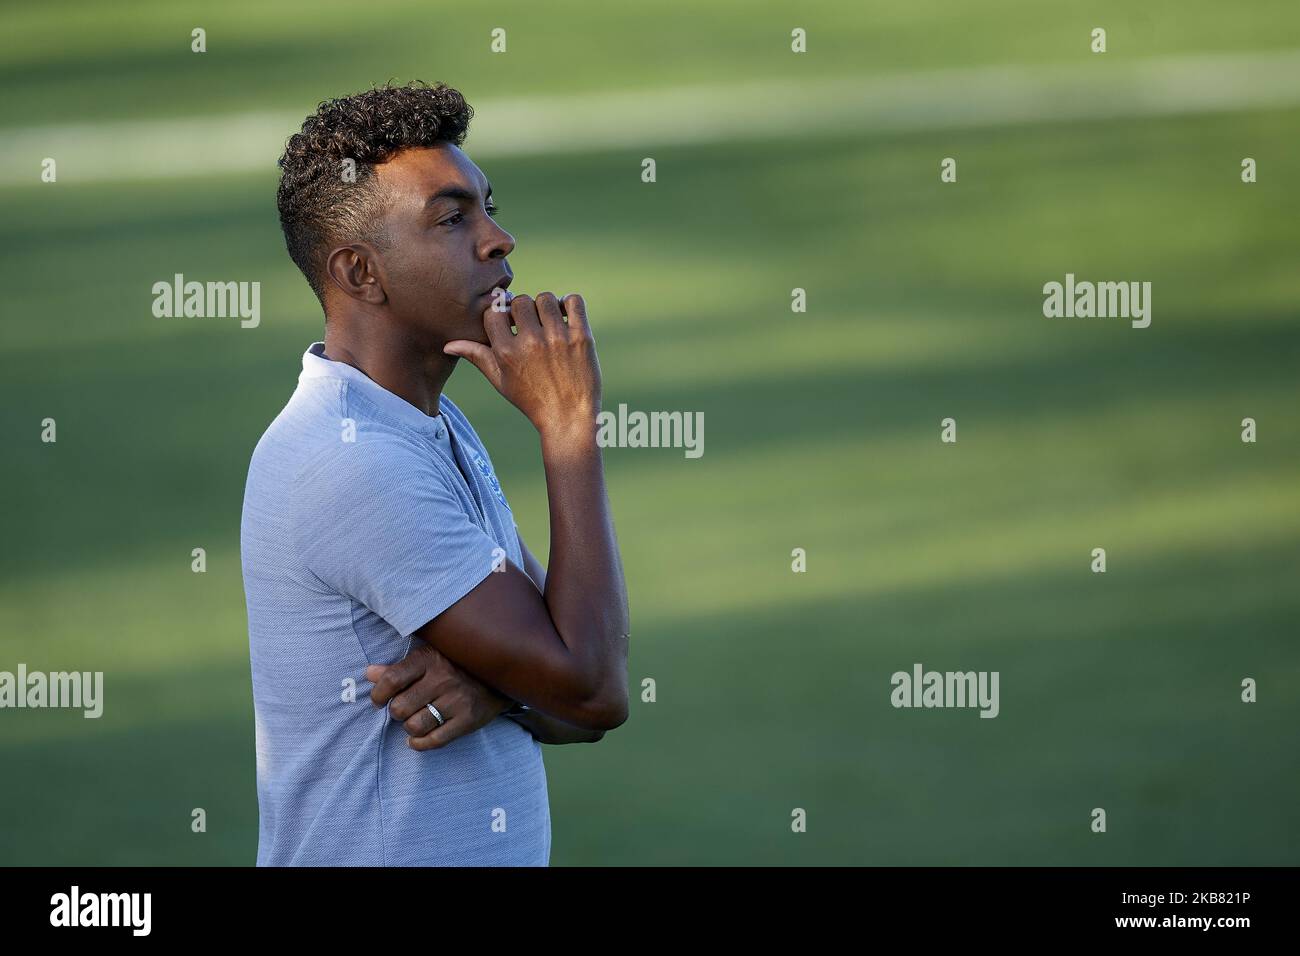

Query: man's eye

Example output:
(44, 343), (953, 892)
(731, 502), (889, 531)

(486, 204), (500, 218)
(441, 207), (498, 225)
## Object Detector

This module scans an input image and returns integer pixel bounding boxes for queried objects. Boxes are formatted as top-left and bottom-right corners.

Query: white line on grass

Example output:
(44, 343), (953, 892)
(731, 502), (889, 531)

(3, 49), (1299, 186)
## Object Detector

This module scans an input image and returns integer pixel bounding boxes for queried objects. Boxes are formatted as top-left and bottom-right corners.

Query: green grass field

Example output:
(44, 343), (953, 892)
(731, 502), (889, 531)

(2, 1), (1298, 865)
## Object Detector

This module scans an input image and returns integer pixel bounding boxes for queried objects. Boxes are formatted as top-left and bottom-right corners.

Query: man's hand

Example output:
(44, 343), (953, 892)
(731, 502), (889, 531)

(416, 289), (630, 733)
(366, 643), (511, 751)
(443, 291), (601, 436)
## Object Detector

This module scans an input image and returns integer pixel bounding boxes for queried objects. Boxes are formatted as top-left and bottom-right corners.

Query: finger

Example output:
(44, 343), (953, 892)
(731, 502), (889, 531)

(534, 291), (564, 334)
(509, 293), (542, 337)
(481, 296), (515, 344)
(401, 695), (451, 737)
(443, 339), (503, 391)
(364, 664), (386, 683)
(368, 656), (426, 707)
(560, 293), (590, 337)
(389, 675), (448, 722)
(408, 712), (468, 751)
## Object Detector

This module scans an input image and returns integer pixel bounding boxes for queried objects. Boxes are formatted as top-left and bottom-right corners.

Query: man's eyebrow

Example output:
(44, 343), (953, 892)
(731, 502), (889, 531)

(424, 182), (493, 207)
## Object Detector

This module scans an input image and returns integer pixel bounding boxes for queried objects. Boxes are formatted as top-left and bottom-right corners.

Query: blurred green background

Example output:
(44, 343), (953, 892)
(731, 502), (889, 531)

(2, 1), (1298, 865)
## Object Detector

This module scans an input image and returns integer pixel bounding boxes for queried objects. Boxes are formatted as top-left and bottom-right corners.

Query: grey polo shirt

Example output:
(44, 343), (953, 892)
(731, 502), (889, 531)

(240, 342), (550, 866)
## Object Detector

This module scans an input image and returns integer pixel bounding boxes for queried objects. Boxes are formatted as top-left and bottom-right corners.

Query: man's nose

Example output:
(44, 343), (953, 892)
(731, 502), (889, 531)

(482, 222), (515, 259)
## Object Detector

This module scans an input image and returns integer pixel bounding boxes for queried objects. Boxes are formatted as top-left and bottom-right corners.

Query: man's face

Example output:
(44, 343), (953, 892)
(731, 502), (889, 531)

(369, 144), (514, 345)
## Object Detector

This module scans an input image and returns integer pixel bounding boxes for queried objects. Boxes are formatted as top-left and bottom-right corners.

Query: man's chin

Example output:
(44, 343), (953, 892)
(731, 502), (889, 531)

(447, 325), (492, 352)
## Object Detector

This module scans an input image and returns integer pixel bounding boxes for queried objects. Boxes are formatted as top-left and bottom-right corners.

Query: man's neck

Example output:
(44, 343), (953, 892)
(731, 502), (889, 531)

(321, 322), (455, 419)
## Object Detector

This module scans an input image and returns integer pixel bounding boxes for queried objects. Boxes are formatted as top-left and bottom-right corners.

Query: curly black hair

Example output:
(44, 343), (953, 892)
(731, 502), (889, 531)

(276, 81), (474, 306)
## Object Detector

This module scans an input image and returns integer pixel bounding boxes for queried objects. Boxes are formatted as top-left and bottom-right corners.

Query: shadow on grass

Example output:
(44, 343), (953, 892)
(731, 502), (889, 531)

(3, 305), (1297, 584)
(2, 538), (1296, 865)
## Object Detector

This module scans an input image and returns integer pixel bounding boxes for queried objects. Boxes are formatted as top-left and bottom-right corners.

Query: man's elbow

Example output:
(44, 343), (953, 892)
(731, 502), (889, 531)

(572, 684), (629, 731)
(596, 692), (629, 731)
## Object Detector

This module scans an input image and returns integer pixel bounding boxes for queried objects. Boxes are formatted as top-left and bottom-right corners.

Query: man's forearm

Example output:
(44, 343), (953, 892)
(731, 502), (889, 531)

(506, 706), (605, 744)
(537, 422), (630, 723)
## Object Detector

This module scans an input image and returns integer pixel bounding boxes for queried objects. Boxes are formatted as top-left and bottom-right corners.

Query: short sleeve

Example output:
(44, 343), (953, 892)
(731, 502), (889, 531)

(294, 437), (500, 638)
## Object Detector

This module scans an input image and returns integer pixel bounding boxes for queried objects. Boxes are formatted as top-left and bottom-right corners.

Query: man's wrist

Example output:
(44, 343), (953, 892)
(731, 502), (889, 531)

(537, 414), (598, 454)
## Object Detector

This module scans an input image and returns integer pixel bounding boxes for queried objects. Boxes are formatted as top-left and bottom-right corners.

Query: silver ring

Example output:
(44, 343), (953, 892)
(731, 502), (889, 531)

(426, 703), (446, 726)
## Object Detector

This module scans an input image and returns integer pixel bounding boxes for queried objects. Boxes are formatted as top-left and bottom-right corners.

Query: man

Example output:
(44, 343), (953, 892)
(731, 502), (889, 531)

(240, 81), (630, 866)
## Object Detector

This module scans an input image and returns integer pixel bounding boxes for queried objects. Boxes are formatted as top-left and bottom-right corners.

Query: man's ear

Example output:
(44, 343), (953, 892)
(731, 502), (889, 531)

(324, 243), (387, 305)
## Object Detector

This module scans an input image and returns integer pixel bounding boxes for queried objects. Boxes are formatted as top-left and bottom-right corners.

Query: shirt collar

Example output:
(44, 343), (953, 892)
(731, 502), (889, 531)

(299, 341), (445, 436)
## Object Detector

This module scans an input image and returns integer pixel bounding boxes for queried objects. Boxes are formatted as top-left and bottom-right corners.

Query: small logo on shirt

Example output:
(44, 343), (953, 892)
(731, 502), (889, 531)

(471, 450), (510, 510)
